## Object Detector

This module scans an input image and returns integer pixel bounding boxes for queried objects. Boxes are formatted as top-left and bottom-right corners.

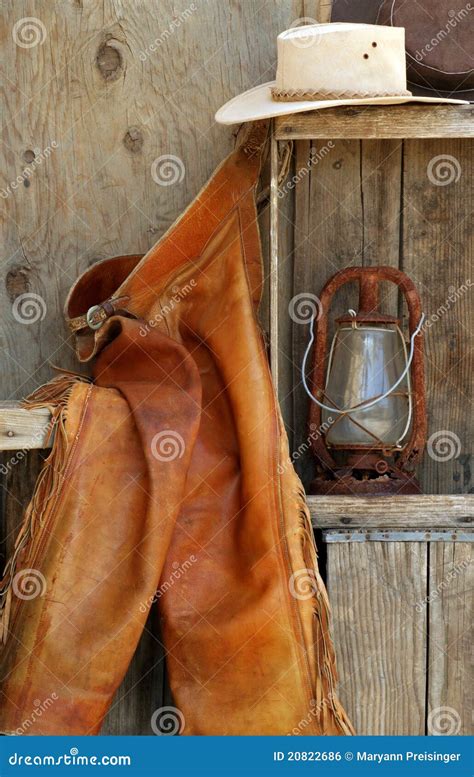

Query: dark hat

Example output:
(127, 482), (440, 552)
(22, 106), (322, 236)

(331, 0), (474, 101)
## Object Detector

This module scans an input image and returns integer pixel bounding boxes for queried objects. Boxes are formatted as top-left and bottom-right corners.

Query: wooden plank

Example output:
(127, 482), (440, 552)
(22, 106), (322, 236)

(269, 131), (280, 388)
(309, 495), (474, 528)
(0, 403), (51, 450)
(290, 139), (313, 474)
(427, 543), (473, 735)
(275, 105), (474, 140)
(291, 137), (363, 484)
(269, 141), (296, 433)
(327, 541), (427, 734)
(402, 138), (473, 494)
(360, 140), (402, 318)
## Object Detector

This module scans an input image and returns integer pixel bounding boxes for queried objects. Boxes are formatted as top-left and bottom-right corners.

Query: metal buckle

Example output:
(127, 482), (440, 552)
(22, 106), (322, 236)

(86, 305), (104, 331)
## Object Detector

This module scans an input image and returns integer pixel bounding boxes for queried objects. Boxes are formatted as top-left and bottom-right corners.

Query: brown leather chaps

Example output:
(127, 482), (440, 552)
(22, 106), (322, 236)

(0, 122), (353, 736)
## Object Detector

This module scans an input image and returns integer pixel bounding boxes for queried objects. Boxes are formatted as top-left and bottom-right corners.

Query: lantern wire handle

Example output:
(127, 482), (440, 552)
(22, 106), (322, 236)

(302, 312), (425, 415)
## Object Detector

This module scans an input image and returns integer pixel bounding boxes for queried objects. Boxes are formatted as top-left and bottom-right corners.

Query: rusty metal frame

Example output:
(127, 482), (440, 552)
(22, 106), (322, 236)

(307, 266), (427, 474)
(269, 131), (427, 495)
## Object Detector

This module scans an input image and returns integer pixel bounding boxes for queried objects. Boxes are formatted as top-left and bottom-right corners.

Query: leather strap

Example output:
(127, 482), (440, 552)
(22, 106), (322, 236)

(67, 296), (131, 333)
(271, 86), (412, 101)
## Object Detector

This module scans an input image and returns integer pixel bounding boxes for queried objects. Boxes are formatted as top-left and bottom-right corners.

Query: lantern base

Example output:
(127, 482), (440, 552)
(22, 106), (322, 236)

(309, 468), (422, 496)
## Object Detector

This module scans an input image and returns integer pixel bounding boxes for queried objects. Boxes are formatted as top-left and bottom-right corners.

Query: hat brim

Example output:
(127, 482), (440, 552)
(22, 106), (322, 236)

(215, 81), (468, 125)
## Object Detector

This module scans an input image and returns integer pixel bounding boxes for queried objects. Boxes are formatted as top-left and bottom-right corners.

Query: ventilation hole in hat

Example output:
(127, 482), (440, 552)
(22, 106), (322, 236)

(363, 53), (369, 59)
(372, 41), (377, 47)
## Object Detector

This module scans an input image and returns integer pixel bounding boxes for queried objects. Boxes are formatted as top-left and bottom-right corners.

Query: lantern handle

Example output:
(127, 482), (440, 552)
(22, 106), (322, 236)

(302, 313), (425, 415)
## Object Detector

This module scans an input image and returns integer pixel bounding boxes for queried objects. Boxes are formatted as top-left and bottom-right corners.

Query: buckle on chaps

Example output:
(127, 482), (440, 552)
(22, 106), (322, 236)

(86, 304), (106, 330)
(67, 297), (131, 334)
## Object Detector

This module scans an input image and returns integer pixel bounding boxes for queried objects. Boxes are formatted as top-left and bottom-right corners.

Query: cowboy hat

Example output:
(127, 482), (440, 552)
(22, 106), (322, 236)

(331, 1), (474, 101)
(215, 22), (468, 124)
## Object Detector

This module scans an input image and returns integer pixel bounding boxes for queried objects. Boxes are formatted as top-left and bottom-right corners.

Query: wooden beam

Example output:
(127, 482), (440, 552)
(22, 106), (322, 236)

(328, 540), (428, 734)
(428, 543), (473, 735)
(274, 104), (474, 140)
(269, 126), (280, 387)
(309, 495), (474, 529)
(0, 402), (52, 450)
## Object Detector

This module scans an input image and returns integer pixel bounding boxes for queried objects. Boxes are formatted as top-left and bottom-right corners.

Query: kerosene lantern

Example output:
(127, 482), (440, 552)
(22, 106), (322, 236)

(304, 267), (426, 495)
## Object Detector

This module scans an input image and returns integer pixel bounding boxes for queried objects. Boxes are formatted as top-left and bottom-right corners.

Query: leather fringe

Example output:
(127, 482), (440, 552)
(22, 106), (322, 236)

(0, 375), (89, 644)
(296, 484), (355, 735)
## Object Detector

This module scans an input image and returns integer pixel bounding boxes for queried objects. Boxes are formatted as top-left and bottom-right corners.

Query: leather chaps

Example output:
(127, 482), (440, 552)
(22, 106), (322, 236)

(0, 122), (353, 736)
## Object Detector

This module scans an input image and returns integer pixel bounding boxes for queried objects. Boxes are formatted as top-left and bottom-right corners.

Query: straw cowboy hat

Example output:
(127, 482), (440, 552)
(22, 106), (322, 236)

(215, 22), (468, 124)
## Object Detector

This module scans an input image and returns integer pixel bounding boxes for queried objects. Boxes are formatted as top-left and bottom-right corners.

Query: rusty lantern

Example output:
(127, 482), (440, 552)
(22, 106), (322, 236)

(304, 266), (427, 495)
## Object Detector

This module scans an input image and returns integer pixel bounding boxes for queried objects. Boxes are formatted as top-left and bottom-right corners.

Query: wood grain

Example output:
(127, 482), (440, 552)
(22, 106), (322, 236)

(402, 139), (473, 494)
(275, 105), (474, 140)
(291, 137), (363, 485)
(0, 403), (51, 450)
(309, 495), (474, 528)
(328, 541), (427, 734)
(427, 542), (473, 735)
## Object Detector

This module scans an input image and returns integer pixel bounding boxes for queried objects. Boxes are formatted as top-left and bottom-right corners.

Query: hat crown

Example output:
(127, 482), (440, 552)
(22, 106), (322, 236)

(275, 22), (408, 97)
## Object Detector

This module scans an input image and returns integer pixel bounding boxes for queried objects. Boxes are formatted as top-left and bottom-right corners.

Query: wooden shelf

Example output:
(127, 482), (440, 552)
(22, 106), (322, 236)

(308, 495), (474, 530)
(0, 402), (51, 450)
(274, 104), (474, 140)
(1, 405), (473, 536)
